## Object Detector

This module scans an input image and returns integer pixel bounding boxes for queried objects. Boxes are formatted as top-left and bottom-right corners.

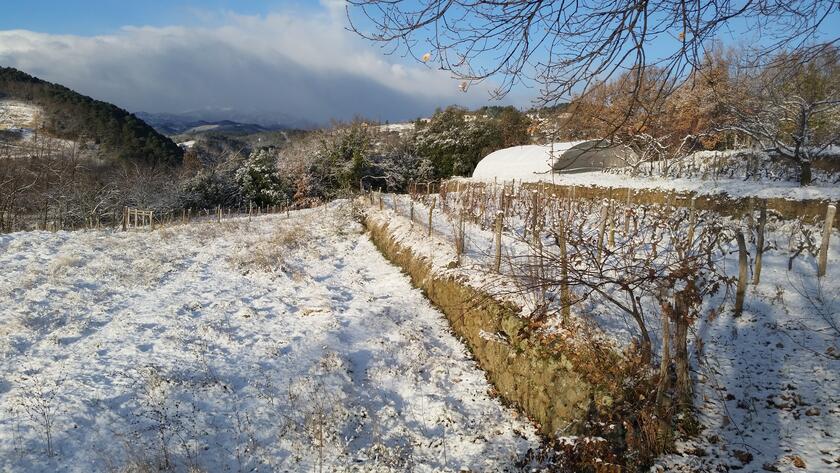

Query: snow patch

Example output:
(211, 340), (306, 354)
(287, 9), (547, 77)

(472, 142), (585, 180)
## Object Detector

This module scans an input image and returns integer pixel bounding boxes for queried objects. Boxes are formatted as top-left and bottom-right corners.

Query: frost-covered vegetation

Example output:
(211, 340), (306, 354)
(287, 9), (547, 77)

(0, 105), (531, 233)
(552, 47), (840, 187)
(365, 184), (840, 471)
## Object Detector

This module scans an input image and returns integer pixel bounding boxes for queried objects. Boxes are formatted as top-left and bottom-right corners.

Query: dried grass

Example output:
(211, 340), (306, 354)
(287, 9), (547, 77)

(230, 223), (308, 274)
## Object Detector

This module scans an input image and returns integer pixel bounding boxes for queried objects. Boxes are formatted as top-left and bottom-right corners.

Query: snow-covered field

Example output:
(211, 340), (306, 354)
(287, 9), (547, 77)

(0, 100), (40, 130)
(0, 203), (539, 472)
(375, 122), (416, 134)
(0, 99), (41, 144)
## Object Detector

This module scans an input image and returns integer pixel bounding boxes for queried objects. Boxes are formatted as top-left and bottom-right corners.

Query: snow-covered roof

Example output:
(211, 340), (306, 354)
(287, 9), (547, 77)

(471, 142), (585, 180)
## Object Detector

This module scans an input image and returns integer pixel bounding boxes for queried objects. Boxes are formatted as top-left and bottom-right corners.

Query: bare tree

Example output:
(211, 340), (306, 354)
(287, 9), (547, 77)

(347, 0), (839, 106)
(723, 47), (840, 185)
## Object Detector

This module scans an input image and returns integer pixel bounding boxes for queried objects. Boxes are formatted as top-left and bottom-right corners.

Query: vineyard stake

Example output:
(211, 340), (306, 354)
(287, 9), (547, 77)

(493, 211), (503, 273)
(818, 204), (836, 278)
(428, 197), (435, 237)
(735, 229), (748, 316)
(753, 200), (766, 285)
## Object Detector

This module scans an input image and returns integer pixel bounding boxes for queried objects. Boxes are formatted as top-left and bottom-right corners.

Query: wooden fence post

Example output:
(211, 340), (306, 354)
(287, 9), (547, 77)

(531, 189), (539, 232)
(479, 192), (487, 228)
(624, 189), (632, 235)
(122, 207), (128, 231)
(818, 204), (836, 278)
(150, 211), (155, 231)
(753, 200), (766, 285)
(455, 210), (466, 263)
(597, 201), (609, 260)
(735, 229), (748, 316)
(428, 197), (436, 237)
(569, 185), (576, 222)
(558, 219), (571, 322)
(686, 197), (697, 248)
(493, 211), (503, 273)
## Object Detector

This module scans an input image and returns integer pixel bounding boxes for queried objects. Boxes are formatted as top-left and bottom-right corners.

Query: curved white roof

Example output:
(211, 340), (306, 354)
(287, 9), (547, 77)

(471, 142), (585, 181)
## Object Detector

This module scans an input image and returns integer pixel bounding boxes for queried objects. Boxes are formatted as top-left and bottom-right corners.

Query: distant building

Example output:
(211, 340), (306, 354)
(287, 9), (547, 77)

(552, 140), (637, 173)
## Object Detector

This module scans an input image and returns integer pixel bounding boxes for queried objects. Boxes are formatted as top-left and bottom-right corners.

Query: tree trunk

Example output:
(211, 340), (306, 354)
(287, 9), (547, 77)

(673, 292), (692, 412)
(655, 290), (672, 412)
(800, 160), (812, 186)
(629, 292), (651, 365)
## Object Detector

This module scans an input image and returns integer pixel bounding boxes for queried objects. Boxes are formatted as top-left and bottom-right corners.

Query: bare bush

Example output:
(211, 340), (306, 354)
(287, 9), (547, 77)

(13, 370), (65, 458)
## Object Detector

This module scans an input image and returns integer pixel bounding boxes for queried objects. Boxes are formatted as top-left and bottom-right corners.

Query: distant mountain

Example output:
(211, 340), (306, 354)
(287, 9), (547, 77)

(136, 113), (279, 136)
(0, 67), (183, 166)
(136, 110), (317, 136)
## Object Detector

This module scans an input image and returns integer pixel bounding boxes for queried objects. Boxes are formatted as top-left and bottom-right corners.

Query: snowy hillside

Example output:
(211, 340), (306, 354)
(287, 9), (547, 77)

(0, 99), (41, 128)
(0, 99), (41, 140)
(0, 203), (539, 472)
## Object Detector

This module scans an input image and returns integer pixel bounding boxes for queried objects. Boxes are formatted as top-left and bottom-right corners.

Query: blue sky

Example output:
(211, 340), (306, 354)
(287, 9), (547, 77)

(0, 1), (314, 35)
(1, 1), (838, 124)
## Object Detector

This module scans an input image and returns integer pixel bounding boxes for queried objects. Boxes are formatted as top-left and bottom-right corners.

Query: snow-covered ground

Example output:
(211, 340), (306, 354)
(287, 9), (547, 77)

(660, 220), (840, 471)
(466, 169), (840, 201)
(374, 122), (416, 134)
(0, 99), (78, 158)
(0, 99), (41, 130)
(502, 171), (840, 201)
(0, 203), (539, 472)
(0, 100), (41, 144)
(370, 193), (840, 472)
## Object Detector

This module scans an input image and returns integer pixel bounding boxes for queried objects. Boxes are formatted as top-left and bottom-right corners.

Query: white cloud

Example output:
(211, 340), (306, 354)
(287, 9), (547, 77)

(0, 4), (502, 124)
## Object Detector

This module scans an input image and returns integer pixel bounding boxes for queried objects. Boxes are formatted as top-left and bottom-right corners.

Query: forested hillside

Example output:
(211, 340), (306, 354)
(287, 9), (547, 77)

(0, 67), (182, 166)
